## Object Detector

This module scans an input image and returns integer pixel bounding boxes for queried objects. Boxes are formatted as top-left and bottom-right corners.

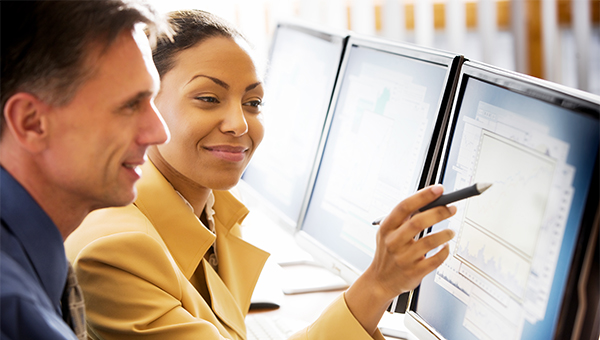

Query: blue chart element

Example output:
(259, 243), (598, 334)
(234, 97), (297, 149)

(457, 236), (529, 299)
(410, 66), (599, 340)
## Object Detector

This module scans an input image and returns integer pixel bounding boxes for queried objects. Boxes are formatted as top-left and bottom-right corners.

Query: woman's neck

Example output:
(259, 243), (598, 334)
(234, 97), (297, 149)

(148, 147), (211, 218)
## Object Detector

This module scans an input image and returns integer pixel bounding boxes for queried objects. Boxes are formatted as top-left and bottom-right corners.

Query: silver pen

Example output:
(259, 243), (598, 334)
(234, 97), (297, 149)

(372, 182), (492, 225)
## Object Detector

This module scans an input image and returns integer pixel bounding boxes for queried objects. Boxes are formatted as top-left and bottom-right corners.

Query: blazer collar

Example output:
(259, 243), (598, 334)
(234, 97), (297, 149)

(134, 162), (270, 337)
(133, 161), (214, 279)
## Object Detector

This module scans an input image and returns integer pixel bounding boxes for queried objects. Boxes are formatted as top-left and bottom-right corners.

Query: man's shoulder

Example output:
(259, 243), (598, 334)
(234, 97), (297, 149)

(0, 251), (52, 308)
(1, 252), (77, 340)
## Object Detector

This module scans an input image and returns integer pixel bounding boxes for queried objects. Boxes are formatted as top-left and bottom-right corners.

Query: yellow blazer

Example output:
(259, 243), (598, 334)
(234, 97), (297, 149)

(65, 161), (385, 340)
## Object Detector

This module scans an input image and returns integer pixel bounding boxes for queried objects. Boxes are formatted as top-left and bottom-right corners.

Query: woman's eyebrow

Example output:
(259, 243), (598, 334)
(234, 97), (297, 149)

(245, 82), (262, 92)
(186, 74), (229, 89)
(186, 75), (261, 92)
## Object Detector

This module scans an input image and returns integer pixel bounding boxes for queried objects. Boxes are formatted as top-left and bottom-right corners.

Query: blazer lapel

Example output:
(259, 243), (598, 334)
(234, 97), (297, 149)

(215, 224), (269, 313)
(203, 236), (269, 339)
(202, 260), (247, 338)
(205, 191), (270, 336)
(134, 162), (214, 279)
(134, 163), (270, 338)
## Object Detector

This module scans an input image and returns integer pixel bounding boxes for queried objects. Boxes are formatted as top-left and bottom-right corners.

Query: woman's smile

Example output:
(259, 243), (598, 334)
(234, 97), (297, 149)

(203, 144), (249, 162)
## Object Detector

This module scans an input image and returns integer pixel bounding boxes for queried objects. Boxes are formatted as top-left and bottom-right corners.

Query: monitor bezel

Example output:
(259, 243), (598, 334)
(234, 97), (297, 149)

(404, 60), (600, 340)
(293, 34), (464, 284)
(239, 20), (348, 234)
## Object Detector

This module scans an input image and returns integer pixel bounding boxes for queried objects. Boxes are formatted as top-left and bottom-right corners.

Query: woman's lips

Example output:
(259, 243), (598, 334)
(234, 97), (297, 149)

(204, 145), (248, 162)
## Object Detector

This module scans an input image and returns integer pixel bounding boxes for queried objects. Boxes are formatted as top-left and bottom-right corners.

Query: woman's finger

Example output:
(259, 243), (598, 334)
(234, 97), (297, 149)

(379, 184), (445, 233)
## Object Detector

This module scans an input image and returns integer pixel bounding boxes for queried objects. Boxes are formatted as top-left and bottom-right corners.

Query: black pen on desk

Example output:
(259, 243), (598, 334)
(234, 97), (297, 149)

(371, 182), (492, 225)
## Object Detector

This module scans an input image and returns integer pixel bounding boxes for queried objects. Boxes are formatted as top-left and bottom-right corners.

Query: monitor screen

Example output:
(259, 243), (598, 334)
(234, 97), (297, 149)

(296, 36), (462, 282)
(406, 61), (600, 340)
(241, 22), (346, 230)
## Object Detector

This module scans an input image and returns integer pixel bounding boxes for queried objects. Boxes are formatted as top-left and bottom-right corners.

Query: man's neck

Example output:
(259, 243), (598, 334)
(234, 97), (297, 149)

(0, 160), (89, 241)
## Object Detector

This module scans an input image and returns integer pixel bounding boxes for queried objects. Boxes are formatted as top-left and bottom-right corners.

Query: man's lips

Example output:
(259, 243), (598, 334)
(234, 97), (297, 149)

(122, 158), (146, 177)
(123, 163), (142, 169)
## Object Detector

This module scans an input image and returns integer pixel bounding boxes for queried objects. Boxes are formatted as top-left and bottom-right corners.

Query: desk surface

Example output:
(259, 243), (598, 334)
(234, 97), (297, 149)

(249, 288), (343, 322)
(241, 210), (416, 340)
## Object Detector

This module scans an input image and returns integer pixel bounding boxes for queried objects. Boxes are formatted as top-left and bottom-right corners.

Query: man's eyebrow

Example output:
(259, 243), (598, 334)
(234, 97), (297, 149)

(186, 74), (229, 89)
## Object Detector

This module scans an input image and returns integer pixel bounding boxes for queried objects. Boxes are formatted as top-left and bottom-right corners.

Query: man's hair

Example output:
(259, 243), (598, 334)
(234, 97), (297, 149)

(1, 0), (170, 137)
(152, 9), (245, 79)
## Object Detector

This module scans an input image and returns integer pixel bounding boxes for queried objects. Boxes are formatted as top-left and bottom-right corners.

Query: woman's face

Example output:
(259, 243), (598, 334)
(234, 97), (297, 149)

(152, 36), (264, 191)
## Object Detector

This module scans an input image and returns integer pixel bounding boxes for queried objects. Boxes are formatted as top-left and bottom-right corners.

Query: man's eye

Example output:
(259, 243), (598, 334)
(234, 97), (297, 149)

(128, 101), (141, 110)
(121, 100), (141, 113)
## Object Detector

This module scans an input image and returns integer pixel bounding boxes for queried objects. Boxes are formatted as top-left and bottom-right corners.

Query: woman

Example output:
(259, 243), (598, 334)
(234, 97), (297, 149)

(65, 10), (456, 340)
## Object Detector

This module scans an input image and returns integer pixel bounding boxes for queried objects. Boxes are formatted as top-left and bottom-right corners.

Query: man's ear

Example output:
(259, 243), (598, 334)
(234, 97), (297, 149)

(3, 92), (50, 152)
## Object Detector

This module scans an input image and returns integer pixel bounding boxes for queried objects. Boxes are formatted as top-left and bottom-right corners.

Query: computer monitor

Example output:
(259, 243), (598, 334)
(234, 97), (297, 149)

(405, 61), (600, 340)
(239, 21), (347, 233)
(295, 35), (464, 284)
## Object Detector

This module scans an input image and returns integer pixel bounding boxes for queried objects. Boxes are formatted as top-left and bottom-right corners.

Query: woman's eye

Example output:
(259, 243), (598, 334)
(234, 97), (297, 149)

(196, 96), (219, 103)
(244, 100), (263, 109)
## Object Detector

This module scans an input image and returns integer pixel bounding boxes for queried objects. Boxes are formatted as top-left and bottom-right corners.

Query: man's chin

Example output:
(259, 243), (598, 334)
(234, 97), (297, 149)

(90, 188), (137, 212)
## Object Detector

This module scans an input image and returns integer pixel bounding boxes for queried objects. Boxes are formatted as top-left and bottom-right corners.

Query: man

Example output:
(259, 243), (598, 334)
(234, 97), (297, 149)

(1, 1), (170, 339)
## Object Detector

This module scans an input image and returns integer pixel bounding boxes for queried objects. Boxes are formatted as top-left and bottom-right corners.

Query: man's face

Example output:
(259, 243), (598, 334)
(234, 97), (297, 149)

(43, 26), (169, 210)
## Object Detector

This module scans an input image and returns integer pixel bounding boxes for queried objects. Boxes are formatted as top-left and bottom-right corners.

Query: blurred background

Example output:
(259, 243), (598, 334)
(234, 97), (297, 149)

(149, 0), (600, 95)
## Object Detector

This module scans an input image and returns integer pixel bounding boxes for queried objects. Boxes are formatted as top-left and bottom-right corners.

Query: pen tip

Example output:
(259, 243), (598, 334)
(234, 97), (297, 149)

(477, 182), (493, 193)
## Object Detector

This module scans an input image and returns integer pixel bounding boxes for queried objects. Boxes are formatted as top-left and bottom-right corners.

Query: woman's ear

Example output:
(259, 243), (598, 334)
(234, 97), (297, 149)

(3, 92), (50, 152)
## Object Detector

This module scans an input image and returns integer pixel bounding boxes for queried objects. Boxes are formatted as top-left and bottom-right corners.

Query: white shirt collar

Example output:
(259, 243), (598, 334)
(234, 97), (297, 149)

(175, 190), (216, 234)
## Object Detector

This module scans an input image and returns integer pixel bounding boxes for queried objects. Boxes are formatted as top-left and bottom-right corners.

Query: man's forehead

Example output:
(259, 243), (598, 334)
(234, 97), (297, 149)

(85, 26), (148, 70)
(73, 27), (159, 106)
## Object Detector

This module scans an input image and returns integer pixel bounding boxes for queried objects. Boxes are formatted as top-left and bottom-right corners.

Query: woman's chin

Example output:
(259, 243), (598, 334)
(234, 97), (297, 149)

(209, 177), (242, 191)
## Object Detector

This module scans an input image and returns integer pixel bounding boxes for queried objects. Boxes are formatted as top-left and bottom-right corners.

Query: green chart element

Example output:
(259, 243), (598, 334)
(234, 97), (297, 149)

(375, 87), (390, 115)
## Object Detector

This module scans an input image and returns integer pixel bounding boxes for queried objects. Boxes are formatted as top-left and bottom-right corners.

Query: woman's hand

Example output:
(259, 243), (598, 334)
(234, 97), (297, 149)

(368, 184), (456, 296)
(345, 184), (457, 335)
